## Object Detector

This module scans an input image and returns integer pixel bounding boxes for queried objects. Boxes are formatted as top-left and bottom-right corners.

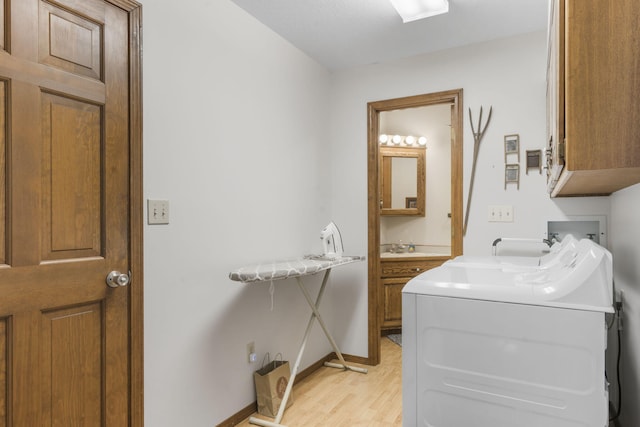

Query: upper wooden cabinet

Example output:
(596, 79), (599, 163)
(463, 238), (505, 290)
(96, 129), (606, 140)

(546, 0), (640, 196)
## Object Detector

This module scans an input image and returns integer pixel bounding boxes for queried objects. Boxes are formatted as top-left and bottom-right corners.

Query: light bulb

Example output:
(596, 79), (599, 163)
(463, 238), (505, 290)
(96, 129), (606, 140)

(405, 135), (416, 145)
(418, 136), (427, 146)
(392, 135), (402, 144)
(379, 134), (389, 144)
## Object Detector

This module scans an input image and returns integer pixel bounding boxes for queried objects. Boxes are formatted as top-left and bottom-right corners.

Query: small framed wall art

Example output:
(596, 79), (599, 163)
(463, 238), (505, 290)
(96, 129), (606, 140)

(504, 134), (520, 162)
(526, 149), (542, 174)
(505, 164), (520, 189)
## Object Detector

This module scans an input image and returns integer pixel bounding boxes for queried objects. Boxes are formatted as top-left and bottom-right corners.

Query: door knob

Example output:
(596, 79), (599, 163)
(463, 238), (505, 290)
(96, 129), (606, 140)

(106, 271), (131, 288)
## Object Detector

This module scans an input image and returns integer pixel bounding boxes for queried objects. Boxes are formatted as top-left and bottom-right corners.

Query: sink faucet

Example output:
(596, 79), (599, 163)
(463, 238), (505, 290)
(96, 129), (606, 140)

(390, 242), (406, 253)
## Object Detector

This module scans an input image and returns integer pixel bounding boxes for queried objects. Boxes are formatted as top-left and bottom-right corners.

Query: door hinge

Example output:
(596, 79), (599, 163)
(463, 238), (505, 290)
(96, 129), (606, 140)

(558, 139), (565, 161)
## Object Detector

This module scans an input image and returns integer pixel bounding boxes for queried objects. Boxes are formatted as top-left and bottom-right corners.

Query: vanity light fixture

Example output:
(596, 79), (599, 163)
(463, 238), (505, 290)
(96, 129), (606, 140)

(378, 134), (427, 147)
(389, 0), (449, 23)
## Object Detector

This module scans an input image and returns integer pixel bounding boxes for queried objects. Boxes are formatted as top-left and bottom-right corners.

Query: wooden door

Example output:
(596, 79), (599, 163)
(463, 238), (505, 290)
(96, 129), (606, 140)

(0, 0), (143, 425)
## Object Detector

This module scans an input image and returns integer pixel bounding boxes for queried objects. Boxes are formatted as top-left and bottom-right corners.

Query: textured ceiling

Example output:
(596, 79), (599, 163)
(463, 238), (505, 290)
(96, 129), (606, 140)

(230, 0), (549, 70)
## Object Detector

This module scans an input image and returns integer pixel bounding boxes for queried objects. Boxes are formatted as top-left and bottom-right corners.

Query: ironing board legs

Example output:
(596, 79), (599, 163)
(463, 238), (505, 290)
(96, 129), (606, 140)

(248, 269), (367, 427)
(295, 275), (368, 375)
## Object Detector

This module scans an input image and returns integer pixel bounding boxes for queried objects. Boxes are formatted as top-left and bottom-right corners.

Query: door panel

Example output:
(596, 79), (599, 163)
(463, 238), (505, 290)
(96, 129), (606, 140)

(0, 80), (5, 265)
(41, 93), (102, 261)
(38, 2), (103, 80)
(0, 318), (7, 426)
(42, 304), (103, 427)
(0, 0), (142, 425)
(0, 0), (5, 50)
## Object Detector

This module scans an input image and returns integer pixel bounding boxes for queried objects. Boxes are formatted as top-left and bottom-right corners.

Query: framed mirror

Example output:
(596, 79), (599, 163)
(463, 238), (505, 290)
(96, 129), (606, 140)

(379, 146), (426, 216)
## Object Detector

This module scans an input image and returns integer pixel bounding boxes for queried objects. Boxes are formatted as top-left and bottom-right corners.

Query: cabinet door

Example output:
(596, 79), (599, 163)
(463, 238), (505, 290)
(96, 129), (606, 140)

(382, 277), (407, 329)
(551, 0), (640, 196)
(565, 0), (640, 172)
(380, 259), (448, 331)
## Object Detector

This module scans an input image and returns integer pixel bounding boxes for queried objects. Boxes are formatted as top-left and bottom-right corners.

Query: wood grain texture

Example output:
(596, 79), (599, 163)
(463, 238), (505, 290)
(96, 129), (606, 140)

(0, 81), (4, 266)
(124, 4), (144, 427)
(382, 278), (404, 328)
(42, 304), (103, 427)
(380, 258), (446, 330)
(367, 104), (382, 366)
(380, 258), (447, 278)
(0, 318), (7, 427)
(234, 338), (402, 427)
(551, 0), (640, 196)
(0, 0), (5, 50)
(41, 94), (102, 260)
(38, 2), (103, 80)
(0, 1), (143, 426)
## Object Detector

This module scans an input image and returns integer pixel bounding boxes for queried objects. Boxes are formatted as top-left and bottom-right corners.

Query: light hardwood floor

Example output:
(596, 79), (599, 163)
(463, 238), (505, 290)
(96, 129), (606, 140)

(237, 337), (402, 427)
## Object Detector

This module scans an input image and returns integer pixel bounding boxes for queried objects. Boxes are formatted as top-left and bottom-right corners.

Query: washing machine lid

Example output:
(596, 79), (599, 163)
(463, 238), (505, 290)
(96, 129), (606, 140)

(446, 235), (579, 269)
(403, 238), (614, 313)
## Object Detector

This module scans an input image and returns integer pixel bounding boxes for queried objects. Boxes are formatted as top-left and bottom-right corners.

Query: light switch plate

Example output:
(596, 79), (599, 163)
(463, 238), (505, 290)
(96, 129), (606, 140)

(488, 205), (513, 222)
(148, 199), (169, 224)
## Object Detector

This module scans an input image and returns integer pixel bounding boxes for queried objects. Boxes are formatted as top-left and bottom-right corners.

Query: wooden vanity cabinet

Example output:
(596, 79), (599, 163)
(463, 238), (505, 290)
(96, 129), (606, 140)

(380, 258), (447, 331)
(546, 0), (640, 196)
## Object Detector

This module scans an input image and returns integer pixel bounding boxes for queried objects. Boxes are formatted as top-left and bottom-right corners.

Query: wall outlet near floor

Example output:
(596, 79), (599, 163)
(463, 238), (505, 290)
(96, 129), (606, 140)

(488, 205), (514, 222)
(247, 341), (256, 363)
(616, 290), (624, 311)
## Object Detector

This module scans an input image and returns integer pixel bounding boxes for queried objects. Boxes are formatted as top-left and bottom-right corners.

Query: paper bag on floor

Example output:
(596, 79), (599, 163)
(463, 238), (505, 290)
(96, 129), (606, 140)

(254, 354), (293, 418)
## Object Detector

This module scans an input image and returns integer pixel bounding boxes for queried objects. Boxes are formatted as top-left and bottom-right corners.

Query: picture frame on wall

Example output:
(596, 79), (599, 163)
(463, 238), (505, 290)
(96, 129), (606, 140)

(504, 134), (520, 162)
(505, 164), (520, 189)
(526, 149), (542, 174)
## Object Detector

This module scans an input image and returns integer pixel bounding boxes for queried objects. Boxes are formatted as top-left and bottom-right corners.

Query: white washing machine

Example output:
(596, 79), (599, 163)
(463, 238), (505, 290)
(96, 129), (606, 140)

(402, 237), (613, 427)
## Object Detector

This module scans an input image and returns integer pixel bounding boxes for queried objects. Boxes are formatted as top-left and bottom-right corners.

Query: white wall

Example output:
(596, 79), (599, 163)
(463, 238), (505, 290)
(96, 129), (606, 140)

(141, 2), (628, 425)
(328, 31), (611, 359)
(142, 1), (334, 425)
(610, 183), (640, 427)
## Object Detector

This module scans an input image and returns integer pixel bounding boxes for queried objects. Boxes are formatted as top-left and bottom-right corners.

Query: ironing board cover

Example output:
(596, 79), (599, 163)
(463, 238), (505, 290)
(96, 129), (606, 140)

(229, 255), (364, 283)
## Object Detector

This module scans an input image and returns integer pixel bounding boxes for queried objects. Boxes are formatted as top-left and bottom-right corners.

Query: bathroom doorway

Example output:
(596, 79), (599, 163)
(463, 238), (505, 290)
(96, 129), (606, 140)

(367, 89), (464, 364)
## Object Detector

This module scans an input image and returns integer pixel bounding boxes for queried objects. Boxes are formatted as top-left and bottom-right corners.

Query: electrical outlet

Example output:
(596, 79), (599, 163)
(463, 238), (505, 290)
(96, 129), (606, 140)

(616, 290), (624, 310)
(148, 199), (170, 224)
(488, 205), (514, 222)
(247, 341), (256, 363)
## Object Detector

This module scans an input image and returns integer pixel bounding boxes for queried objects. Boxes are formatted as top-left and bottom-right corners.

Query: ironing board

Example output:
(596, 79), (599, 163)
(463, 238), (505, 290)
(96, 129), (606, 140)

(229, 255), (368, 427)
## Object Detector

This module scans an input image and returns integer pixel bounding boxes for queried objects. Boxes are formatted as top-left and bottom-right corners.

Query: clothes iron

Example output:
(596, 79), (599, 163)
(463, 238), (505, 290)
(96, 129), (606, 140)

(320, 221), (344, 259)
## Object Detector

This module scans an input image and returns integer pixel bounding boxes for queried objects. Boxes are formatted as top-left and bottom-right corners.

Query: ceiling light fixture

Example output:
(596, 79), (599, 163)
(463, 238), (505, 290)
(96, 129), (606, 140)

(389, 0), (449, 23)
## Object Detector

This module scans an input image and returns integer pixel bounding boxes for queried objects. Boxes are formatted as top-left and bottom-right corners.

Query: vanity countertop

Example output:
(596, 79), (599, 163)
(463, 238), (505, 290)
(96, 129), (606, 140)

(381, 252), (449, 259)
(229, 255), (365, 283)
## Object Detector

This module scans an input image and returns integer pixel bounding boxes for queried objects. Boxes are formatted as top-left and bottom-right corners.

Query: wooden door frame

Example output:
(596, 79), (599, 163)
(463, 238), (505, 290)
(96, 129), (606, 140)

(111, 1), (144, 425)
(366, 89), (464, 365)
